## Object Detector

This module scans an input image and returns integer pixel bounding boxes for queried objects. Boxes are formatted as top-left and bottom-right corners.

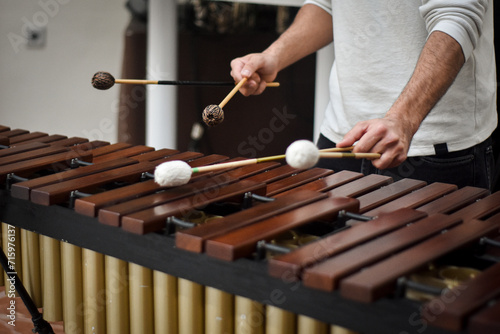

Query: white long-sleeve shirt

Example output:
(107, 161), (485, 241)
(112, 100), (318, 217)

(304, 0), (497, 156)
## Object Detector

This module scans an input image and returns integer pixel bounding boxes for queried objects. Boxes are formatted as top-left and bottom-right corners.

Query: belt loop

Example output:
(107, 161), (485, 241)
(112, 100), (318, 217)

(433, 143), (448, 155)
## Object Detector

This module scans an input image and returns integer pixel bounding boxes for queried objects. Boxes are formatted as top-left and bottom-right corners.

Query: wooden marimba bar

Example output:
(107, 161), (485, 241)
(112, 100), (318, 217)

(0, 124), (500, 334)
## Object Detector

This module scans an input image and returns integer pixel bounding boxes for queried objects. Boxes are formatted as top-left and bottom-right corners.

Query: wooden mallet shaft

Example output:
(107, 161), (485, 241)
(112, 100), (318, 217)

(193, 153), (285, 173)
(320, 146), (354, 152)
(91, 71), (279, 90)
(115, 78), (280, 87)
(192, 147), (379, 174)
(218, 77), (281, 108)
(219, 77), (248, 108)
(320, 152), (381, 159)
(202, 77), (281, 126)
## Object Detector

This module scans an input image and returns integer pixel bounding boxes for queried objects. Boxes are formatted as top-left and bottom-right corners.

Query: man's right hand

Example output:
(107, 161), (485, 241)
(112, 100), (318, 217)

(230, 53), (279, 96)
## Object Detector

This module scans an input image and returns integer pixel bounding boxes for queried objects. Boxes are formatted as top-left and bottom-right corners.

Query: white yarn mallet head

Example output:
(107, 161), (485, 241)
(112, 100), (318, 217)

(154, 160), (193, 187)
(285, 139), (320, 169)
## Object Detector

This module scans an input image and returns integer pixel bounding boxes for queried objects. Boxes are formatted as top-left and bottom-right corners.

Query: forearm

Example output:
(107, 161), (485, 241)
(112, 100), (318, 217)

(340, 30), (466, 168)
(263, 4), (333, 71)
(386, 30), (465, 136)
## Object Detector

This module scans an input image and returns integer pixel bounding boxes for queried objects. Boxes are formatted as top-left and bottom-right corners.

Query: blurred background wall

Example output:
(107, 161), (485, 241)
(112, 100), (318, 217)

(0, 0), (129, 143)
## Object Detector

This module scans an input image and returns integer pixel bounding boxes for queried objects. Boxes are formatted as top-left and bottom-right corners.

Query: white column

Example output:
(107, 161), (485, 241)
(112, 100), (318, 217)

(146, 0), (178, 149)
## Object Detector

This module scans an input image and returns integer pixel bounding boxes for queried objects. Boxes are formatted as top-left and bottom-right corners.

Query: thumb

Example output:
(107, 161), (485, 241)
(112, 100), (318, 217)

(240, 58), (262, 80)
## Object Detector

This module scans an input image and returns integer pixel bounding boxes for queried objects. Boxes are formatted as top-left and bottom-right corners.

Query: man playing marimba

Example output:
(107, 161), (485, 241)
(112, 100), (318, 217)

(230, 0), (497, 190)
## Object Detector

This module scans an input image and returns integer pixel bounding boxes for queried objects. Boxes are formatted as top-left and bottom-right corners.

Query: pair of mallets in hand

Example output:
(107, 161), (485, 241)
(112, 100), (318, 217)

(154, 139), (380, 187)
(91, 71), (279, 127)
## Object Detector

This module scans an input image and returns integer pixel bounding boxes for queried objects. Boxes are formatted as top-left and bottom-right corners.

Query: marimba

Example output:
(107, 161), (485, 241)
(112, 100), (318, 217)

(1, 124), (499, 334)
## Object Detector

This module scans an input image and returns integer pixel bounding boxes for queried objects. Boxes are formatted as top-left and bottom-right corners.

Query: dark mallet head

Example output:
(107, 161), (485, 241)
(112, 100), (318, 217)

(92, 71), (115, 90)
(202, 104), (224, 127)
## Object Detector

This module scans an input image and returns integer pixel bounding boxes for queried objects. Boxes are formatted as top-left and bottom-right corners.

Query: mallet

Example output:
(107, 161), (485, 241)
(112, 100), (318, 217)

(202, 77), (281, 127)
(154, 140), (380, 187)
(91, 71), (279, 90)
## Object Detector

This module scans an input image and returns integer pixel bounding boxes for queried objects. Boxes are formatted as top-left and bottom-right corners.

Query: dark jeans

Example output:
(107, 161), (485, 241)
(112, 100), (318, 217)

(316, 134), (495, 190)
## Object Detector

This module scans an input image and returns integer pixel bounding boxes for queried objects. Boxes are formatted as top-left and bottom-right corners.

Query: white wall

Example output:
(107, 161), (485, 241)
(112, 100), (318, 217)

(0, 0), (130, 143)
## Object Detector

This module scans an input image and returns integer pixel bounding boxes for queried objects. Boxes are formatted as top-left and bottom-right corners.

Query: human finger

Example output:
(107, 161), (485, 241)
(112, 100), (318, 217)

(230, 57), (246, 82)
(336, 123), (368, 149)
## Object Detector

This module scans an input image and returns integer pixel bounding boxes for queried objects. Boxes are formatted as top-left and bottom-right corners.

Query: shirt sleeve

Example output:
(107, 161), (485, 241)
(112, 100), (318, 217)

(303, 0), (332, 15)
(419, 0), (489, 60)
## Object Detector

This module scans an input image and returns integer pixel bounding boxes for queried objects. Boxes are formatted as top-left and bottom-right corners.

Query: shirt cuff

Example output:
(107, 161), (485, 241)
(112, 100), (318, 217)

(303, 0), (332, 15)
(428, 19), (475, 60)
